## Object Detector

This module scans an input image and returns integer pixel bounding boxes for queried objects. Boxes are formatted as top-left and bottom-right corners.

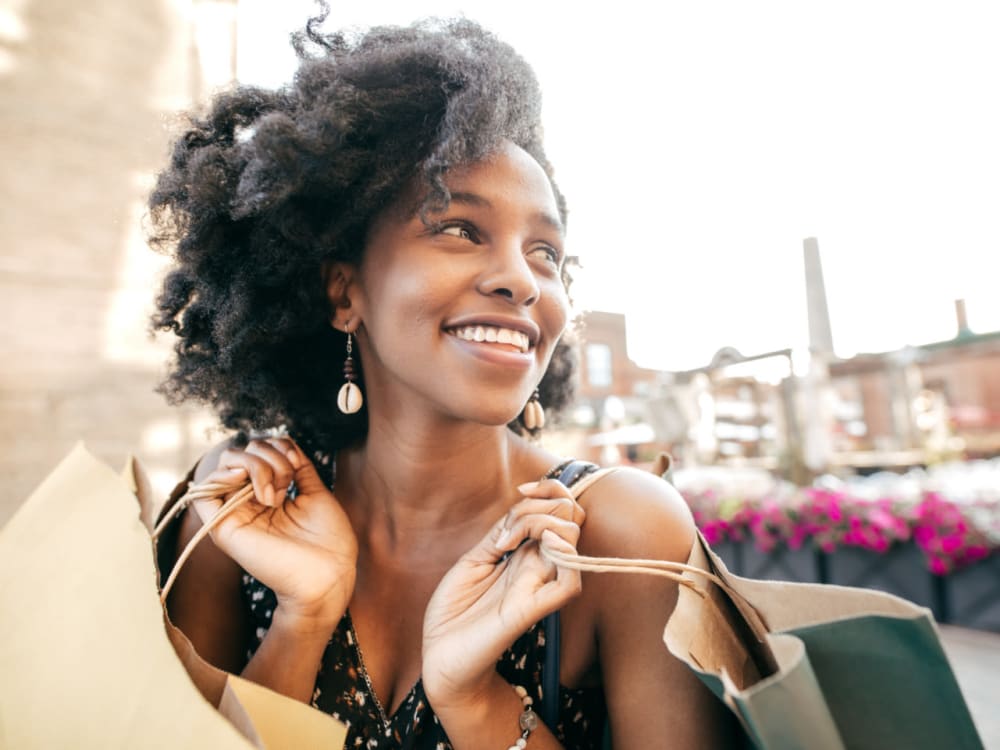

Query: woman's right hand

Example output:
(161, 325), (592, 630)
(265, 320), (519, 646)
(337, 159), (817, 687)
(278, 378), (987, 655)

(193, 437), (358, 629)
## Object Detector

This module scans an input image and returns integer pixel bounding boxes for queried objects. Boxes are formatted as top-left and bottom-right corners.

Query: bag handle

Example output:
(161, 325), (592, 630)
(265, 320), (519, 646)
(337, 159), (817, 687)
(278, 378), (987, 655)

(556, 466), (771, 641)
(157, 474), (255, 604)
(158, 466), (761, 622)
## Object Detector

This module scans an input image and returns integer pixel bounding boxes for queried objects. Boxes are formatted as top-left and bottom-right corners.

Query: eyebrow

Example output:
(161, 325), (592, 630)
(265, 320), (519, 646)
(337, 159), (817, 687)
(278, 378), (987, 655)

(448, 191), (565, 236)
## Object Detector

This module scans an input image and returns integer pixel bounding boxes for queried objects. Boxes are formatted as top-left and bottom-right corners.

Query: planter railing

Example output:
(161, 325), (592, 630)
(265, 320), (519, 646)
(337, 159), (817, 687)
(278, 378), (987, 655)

(710, 540), (1000, 632)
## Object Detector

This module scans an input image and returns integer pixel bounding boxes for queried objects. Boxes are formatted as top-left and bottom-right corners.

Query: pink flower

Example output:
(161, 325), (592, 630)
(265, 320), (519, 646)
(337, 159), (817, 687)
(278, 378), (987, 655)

(940, 533), (964, 554)
(965, 545), (989, 562)
(929, 557), (949, 576)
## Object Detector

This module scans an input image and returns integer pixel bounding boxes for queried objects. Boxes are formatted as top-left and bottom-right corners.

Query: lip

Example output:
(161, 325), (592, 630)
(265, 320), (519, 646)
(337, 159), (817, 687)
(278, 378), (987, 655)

(446, 334), (535, 369)
(442, 315), (541, 348)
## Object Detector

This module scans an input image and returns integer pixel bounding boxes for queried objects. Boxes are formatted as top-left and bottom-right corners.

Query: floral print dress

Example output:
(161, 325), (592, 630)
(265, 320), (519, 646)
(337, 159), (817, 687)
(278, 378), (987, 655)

(243, 578), (607, 749)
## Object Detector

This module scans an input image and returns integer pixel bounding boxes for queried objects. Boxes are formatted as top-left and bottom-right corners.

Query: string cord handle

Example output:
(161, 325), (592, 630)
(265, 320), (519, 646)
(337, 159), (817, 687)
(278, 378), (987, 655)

(156, 473), (255, 604)
(157, 469), (762, 630)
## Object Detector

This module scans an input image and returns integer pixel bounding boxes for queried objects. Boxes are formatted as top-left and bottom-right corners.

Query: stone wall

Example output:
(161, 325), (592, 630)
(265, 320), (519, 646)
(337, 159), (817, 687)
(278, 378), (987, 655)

(0, 0), (222, 523)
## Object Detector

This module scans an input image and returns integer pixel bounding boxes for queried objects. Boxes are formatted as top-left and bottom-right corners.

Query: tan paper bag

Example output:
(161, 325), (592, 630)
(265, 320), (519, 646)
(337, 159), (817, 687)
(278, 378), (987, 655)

(0, 444), (347, 749)
(663, 531), (983, 750)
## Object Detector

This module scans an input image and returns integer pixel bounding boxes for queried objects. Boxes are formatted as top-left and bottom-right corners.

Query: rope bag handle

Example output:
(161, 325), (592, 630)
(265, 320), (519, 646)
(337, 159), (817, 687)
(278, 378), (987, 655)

(156, 465), (761, 631)
(155, 473), (255, 604)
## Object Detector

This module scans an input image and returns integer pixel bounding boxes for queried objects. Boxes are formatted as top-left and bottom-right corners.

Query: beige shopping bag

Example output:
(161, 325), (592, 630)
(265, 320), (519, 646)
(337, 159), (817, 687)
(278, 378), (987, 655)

(662, 531), (984, 750)
(544, 464), (984, 750)
(0, 444), (347, 750)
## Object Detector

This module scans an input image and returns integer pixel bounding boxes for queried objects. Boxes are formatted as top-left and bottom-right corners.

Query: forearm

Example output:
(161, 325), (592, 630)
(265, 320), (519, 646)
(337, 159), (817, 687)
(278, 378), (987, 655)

(432, 673), (565, 750)
(240, 608), (338, 703)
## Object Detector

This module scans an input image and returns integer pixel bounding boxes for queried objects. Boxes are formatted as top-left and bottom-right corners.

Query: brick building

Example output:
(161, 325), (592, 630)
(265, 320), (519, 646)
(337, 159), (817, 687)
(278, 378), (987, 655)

(560, 309), (1000, 474)
(828, 329), (1000, 462)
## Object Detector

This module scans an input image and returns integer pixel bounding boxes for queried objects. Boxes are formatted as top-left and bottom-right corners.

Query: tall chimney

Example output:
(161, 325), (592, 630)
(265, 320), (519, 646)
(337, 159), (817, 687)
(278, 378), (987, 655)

(954, 298), (972, 337)
(803, 237), (834, 357)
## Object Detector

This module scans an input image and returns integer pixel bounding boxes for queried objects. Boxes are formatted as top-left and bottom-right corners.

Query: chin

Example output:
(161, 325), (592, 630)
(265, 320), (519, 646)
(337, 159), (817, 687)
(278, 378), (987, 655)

(465, 404), (524, 429)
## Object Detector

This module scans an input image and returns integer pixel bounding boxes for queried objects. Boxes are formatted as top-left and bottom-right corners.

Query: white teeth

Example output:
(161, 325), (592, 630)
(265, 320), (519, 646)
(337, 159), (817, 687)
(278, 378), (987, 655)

(451, 325), (531, 352)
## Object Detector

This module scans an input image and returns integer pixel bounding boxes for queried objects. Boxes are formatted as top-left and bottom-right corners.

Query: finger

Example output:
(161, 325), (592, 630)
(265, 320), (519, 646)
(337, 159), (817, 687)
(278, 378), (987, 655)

(503, 495), (584, 530)
(244, 440), (297, 504)
(219, 448), (280, 507)
(264, 437), (301, 468)
(517, 478), (573, 500)
(495, 512), (581, 555)
(261, 437), (327, 494)
(517, 480), (585, 525)
(533, 529), (583, 606)
(283, 443), (331, 496)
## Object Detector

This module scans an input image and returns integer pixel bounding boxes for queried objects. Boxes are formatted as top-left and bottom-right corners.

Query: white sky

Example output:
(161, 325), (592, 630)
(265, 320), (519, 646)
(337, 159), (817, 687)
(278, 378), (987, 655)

(235, 0), (1000, 371)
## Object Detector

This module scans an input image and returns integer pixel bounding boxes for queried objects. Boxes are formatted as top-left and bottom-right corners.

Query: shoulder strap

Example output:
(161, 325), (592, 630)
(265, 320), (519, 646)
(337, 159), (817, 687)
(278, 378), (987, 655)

(539, 459), (607, 731)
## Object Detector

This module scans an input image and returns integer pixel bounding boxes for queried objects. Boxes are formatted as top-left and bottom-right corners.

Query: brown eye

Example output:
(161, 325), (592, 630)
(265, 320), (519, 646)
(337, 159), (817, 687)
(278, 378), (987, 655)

(440, 224), (475, 241)
(528, 244), (562, 267)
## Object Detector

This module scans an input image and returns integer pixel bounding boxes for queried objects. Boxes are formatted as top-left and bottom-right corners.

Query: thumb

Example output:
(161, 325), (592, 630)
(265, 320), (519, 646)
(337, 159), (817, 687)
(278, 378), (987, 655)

(287, 448), (328, 495)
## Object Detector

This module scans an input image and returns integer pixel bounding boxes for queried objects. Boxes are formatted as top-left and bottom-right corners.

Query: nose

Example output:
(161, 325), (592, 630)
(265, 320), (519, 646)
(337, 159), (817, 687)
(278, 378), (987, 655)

(477, 241), (540, 306)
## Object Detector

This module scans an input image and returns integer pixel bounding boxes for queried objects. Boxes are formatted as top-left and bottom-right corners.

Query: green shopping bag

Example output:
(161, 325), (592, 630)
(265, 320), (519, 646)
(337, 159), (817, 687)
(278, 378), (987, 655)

(544, 463), (984, 750)
(662, 532), (984, 750)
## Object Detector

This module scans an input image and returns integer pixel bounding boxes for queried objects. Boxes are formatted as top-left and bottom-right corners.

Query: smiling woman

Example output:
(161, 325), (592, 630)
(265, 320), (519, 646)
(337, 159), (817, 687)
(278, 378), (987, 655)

(148, 5), (737, 749)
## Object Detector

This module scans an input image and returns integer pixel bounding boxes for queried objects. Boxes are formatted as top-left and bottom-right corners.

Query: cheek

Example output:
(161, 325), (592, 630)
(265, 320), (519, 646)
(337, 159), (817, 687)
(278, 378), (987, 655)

(541, 281), (571, 337)
(361, 259), (463, 341)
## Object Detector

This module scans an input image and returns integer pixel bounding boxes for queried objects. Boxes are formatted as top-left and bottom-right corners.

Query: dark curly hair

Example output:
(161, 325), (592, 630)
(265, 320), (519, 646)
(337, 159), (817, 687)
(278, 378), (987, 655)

(149, 9), (577, 466)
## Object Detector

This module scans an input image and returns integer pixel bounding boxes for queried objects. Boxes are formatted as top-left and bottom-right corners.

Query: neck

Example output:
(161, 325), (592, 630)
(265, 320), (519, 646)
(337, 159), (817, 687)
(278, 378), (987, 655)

(335, 413), (556, 558)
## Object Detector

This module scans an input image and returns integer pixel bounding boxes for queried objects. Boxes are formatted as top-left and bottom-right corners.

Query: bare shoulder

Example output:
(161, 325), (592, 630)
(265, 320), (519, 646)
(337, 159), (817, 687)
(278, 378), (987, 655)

(575, 466), (695, 565)
(192, 437), (238, 482)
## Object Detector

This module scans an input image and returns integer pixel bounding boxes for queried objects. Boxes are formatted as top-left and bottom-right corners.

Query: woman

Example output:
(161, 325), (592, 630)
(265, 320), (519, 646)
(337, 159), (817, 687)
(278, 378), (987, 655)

(151, 11), (736, 749)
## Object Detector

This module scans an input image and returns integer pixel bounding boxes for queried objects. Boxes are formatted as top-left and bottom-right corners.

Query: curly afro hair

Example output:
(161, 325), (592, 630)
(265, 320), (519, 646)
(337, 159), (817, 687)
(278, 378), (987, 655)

(149, 9), (578, 467)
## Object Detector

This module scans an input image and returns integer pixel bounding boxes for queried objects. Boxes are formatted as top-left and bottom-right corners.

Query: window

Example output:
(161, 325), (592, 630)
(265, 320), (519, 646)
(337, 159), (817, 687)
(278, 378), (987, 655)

(586, 343), (613, 388)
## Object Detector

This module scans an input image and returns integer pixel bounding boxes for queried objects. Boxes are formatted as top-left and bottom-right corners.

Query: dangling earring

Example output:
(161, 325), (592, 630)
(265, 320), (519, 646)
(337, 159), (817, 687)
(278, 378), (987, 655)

(337, 332), (364, 414)
(522, 388), (545, 430)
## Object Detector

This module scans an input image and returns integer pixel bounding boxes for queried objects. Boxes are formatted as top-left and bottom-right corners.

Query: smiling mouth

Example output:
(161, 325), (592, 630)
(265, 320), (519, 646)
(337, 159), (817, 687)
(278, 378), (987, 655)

(447, 325), (532, 353)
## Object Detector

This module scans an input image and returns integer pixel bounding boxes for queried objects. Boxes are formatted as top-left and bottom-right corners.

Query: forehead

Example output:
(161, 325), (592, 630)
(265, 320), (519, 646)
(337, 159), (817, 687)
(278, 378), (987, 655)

(369, 140), (564, 240)
(441, 142), (561, 226)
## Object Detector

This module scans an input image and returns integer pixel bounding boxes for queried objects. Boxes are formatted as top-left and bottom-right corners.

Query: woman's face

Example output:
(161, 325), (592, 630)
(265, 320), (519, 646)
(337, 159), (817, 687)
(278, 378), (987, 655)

(343, 140), (570, 428)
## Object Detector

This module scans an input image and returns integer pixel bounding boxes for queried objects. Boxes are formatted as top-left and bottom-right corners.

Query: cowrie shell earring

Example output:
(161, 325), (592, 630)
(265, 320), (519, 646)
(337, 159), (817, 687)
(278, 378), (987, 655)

(337, 332), (363, 414)
(522, 388), (545, 430)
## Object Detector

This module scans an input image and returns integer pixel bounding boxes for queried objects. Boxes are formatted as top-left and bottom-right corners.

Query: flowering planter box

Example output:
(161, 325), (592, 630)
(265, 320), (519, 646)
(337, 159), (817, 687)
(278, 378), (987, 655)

(705, 539), (745, 576)
(741, 543), (823, 584)
(824, 543), (939, 616)
(683, 478), (1000, 631)
(938, 552), (1000, 632)
(704, 540), (1000, 633)
(704, 539), (823, 583)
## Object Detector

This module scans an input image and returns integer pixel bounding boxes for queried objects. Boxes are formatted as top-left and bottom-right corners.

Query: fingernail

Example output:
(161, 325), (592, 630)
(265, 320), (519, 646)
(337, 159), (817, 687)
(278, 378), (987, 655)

(517, 481), (539, 493)
(496, 527), (512, 548)
(227, 467), (246, 474)
(286, 450), (301, 469)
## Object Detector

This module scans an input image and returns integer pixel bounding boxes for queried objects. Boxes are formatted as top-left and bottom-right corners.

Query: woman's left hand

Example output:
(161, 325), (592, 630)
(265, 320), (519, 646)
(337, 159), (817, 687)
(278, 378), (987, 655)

(421, 478), (585, 711)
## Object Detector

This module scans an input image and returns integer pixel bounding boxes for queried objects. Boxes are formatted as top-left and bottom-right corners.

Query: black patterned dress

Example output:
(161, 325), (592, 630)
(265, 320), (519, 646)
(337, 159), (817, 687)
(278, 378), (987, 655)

(243, 580), (606, 749)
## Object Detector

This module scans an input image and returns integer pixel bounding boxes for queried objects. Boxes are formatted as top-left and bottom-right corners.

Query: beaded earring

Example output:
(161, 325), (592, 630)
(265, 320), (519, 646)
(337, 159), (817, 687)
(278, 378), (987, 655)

(522, 388), (545, 430)
(337, 332), (363, 414)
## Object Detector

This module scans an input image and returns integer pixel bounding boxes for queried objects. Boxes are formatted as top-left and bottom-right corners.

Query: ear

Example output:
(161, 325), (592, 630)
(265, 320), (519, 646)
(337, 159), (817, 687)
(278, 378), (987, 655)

(325, 262), (363, 332)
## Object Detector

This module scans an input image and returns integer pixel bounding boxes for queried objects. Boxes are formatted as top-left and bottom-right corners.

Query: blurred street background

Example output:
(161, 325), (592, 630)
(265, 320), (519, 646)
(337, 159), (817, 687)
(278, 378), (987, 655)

(2, 0), (998, 744)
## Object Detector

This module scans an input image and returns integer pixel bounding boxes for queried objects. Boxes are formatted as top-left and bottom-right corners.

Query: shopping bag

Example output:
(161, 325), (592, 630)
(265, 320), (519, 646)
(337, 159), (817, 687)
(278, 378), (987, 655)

(663, 533), (985, 750)
(543, 466), (984, 750)
(0, 444), (348, 750)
